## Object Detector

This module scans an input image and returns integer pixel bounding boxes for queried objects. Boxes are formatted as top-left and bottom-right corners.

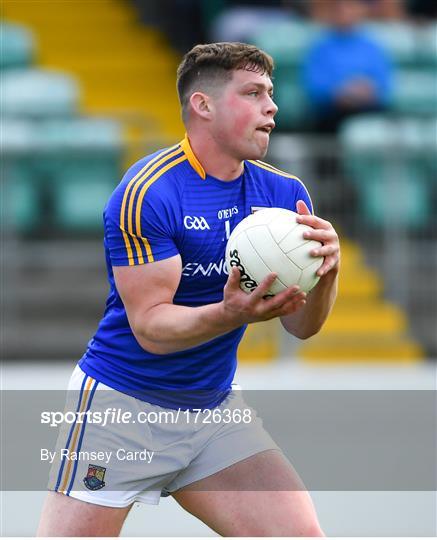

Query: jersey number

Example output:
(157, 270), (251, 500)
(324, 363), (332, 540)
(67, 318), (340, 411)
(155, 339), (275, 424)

(224, 220), (230, 241)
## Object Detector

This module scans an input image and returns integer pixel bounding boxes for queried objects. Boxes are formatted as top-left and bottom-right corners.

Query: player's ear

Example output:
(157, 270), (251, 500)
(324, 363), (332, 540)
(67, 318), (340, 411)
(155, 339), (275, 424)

(189, 92), (214, 120)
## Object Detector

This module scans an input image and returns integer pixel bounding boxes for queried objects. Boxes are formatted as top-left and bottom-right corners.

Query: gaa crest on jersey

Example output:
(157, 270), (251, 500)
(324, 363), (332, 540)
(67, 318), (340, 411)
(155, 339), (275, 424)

(83, 464), (106, 490)
(183, 215), (210, 230)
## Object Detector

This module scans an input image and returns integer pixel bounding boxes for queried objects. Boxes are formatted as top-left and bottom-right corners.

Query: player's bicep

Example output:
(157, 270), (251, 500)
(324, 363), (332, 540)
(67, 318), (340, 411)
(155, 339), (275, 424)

(113, 254), (182, 336)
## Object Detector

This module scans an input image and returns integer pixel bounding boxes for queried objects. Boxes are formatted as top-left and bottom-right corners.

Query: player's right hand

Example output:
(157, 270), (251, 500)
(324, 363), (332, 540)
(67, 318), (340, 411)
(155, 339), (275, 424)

(222, 267), (307, 325)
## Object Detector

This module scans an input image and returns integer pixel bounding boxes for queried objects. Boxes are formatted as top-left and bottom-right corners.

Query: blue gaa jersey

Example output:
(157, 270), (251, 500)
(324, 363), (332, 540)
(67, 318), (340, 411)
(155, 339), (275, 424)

(80, 136), (313, 410)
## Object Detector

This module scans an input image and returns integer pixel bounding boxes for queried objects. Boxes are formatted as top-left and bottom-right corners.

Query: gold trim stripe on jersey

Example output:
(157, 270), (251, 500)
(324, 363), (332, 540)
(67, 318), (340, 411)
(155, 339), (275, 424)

(134, 155), (187, 253)
(248, 160), (315, 214)
(126, 148), (184, 264)
(119, 145), (182, 265)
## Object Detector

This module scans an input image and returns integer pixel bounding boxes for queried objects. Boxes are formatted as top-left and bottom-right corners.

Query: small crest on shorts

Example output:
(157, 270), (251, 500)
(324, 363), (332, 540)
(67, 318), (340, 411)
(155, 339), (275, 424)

(83, 464), (106, 490)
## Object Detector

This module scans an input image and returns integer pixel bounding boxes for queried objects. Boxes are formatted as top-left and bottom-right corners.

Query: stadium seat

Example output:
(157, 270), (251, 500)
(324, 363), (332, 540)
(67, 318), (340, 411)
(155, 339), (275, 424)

(273, 79), (312, 131)
(1, 120), (41, 232)
(51, 170), (119, 231)
(0, 68), (80, 118)
(2, 159), (40, 233)
(253, 20), (322, 64)
(392, 69), (437, 115)
(0, 22), (35, 69)
(39, 116), (122, 151)
(340, 115), (435, 229)
(253, 20), (320, 130)
(44, 118), (123, 231)
(425, 117), (437, 176)
(363, 22), (417, 67)
(416, 23), (437, 67)
(1, 118), (124, 234)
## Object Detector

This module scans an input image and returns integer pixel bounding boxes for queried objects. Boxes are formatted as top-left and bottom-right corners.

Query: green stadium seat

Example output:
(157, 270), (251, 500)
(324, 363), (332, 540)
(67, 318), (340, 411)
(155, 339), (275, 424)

(416, 23), (437, 67)
(255, 21), (432, 74)
(1, 118), (124, 234)
(44, 118), (123, 231)
(254, 20), (321, 67)
(340, 115), (435, 229)
(363, 22), (417, 67)
(52, 171), (118, 231)
(40, 117), (122, 151)
(1, 120), (41, 232)
(2, 159), (40, 233)
(0, 22), (35, 69)
(1, 68), (80, 118)
(392, 69), (437, 115)
(253, 20), (320, 130)
(274, 80), (312, 131)
(425, 117), (437, 176)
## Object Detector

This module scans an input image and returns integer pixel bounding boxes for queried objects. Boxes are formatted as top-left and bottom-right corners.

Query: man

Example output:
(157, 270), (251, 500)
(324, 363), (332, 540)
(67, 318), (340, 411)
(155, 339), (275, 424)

(38, 42), (340, 537)
(303, 0), (393, 132)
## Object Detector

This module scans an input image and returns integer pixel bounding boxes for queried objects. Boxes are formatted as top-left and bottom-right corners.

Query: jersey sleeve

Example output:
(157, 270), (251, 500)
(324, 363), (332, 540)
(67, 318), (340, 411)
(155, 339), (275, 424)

(104, 179), (180, 267)
(275, 174), (315, 215)
(293, 179), (314, 214)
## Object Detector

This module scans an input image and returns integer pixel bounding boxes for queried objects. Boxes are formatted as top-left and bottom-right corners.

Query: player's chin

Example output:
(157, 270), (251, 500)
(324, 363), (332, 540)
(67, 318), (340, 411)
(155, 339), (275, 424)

(256, 147), (269, 160)
(249, 140), (269, 160)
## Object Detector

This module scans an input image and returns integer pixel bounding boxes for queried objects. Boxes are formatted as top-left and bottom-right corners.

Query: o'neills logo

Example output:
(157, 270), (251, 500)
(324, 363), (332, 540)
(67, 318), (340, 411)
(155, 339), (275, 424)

(228, 249), (258, 292)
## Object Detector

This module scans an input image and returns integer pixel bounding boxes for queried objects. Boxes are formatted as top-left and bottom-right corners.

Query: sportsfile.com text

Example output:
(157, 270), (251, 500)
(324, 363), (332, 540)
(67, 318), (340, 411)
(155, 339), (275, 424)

(41, 407), (253, 427)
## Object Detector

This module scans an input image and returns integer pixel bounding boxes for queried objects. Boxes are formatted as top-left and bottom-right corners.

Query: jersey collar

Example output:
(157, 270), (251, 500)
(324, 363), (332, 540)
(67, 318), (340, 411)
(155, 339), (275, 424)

(180, 134), (206, 180)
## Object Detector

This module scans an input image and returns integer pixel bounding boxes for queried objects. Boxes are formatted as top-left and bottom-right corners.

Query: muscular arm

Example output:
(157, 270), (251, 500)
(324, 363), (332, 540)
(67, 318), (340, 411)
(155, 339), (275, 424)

(280, 200), (340, 339)
(280, 265), (338, 339)
(114, 255), (307, 355)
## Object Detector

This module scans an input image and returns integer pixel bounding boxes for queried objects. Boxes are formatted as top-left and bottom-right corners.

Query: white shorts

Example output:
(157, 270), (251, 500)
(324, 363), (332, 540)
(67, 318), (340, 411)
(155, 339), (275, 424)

(48, 365), (279, 507)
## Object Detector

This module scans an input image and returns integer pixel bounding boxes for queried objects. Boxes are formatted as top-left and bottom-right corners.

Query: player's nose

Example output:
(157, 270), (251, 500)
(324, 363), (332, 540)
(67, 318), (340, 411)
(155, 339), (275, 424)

(265, 95), (278, 117)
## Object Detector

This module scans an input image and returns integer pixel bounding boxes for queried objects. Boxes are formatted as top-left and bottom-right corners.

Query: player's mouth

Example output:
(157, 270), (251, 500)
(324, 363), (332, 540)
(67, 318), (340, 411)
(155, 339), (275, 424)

(256, 122), (275, 134)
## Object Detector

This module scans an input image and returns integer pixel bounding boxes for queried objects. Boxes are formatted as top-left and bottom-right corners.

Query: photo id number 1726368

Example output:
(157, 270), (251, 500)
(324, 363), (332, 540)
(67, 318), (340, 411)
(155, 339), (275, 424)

(184, 408), (253, 424)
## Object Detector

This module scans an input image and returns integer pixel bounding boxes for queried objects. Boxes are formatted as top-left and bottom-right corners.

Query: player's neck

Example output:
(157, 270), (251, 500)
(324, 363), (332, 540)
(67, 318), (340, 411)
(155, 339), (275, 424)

(187, 132), (244, 181)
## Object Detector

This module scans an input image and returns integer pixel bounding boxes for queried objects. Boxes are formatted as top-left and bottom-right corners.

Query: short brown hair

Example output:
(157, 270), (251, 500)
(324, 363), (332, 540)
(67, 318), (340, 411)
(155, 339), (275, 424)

(176, 42), (274, 122)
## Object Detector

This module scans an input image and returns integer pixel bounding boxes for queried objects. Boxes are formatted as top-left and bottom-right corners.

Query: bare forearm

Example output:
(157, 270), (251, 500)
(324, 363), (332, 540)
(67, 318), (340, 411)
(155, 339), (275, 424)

(127, 266), (313, 355)
(133, 301), (239, 355)
(280, 267), (339, 339)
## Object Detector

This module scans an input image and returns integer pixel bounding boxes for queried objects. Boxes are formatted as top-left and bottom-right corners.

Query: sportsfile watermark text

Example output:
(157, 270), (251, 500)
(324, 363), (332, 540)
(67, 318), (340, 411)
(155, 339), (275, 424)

(41, 407), (253, 427)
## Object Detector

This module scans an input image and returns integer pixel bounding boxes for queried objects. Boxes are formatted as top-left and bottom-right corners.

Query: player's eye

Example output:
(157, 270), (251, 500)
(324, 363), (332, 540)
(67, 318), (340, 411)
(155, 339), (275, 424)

(248, 90), (259, 97)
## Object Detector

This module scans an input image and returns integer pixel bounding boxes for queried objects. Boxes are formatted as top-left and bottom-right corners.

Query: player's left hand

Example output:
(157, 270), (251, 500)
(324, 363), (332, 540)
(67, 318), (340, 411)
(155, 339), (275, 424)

(295, 200), (340, 277)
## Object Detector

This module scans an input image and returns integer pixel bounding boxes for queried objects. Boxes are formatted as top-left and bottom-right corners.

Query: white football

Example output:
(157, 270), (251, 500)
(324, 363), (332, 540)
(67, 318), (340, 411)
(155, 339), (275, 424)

(225, 208), (323, 295)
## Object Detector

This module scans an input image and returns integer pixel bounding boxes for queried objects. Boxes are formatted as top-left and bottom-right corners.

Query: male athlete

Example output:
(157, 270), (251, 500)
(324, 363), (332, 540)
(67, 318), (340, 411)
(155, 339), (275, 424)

(38, 42), (340, 537)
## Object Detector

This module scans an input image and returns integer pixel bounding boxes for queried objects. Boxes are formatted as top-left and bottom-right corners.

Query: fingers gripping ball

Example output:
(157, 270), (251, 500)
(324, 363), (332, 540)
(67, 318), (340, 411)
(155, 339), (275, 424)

(225, 208), (324, 295)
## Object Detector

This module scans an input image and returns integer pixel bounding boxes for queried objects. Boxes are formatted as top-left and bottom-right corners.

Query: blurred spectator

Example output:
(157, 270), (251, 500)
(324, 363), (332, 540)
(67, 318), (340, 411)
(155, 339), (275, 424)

(367, 0), (406, 20)
(308, 0), (405, 22)
(302, 0), (393, 132)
